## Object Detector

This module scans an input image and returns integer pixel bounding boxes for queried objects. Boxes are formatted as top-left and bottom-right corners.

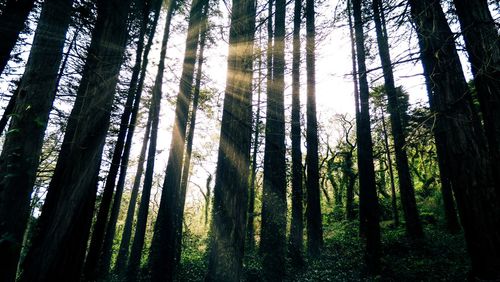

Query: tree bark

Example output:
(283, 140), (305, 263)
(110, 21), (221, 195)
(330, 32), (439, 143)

(112, 1), (163, 278)
(409, 0), (500, 279)
(148, 0), (206, 280)
(0, 0), (36, 75)
(126, 1), (176, 280)
(289, 0), (304, 267)
(372, 0), (420, 236)
(261, 0), (287, 278)
(82, 2), (151, 280)
(0, 1), (73, 280)
(352, 0), (381, 274)
(18, 0), (132, 280)
(205, 0), (256, 280)
(379, 108), (399, 227)
(305, 0), (323, 258)
(453, 0), (500, 194)
(247, 36), (262, 252)
(174, 2), (209, 266)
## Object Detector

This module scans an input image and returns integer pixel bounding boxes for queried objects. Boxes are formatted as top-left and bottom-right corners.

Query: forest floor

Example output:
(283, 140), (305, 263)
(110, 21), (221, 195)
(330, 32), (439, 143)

(176, 220), (469, 281)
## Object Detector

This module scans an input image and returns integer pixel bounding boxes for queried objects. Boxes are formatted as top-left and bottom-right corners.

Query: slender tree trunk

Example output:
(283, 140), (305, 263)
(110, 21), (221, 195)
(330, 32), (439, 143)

(261, 0), (287, 278)
(305, 0), (323, 258)
(174, 2), (209, 266)
(379, 108), (399, 226)
(289, 0), (304, 267)
(346, 0), (359, 223)
(0, 1), (73, 280)
(148, 0), (206, 280)
(247, 39), (262, 251)
(422, 71), (460, 233)
(205, 0), (256, 279)
(82, 2), (151, 280)
(18, 0), (132, 280)
(112, 2), (163, 278)
(97, 2), (160, 278)
(409, 0), (500, 279)
(0, 0), (36, 75)
(126, 1), (176, 280)
(352, 0), (381, 274)
(453, 0), (500, 192)
(344, 150), (356, 221)
(373, 0), (420, 237)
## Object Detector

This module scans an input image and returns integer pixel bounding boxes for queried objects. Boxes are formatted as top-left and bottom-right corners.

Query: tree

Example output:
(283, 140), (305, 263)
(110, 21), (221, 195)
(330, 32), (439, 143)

(289, 0), (304, 267)
(82, 1), (154, 279)
(409, 0), (500, 278)
(18, 0), (133, 280)
(0, 0), (36, 75)
(174, 0), (210, 266)
(372, 0), (422, 238)
(351, 0), (381, 274)
(148, 0), (208, 279)
(206, 0), (256, 279)
(126, 1), (177, 280)
(261, 0), (287, 278)
(452, 0), (500, 193)
(305, 0), (323, 258)
(0, 0), (73, 280)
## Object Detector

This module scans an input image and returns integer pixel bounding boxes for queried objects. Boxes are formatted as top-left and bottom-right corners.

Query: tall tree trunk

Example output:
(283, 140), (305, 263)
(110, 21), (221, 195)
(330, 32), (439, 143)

(261, 0), (287, 279)
(247, 37), (262, 251)
(305, 0), (323, 258)
(453, 0), (500, 194)
(148, 0), (206, 280)
(205, 0), (256, 279)
(379, 108), (399, 226)
(126, 1), (176, 280)
(372, 0), (421, 237)
(0, 1), (73, 280)
(422, 68), (460, 234)
(18, 0), (132, 280)
(0, 92), (16, 135)
(346, 0), (359, 223)
(0, 0), (36, 75)
(409, 0), (500, 279)
(289, 0), (304, 267)
(174, 2), (209, 266)
(351, 0), (381, 274)
(82, 1), (151, 280)
(344, 150), (356, 221)
(112, 1), (163, 277)
(97, 1), (160, 277)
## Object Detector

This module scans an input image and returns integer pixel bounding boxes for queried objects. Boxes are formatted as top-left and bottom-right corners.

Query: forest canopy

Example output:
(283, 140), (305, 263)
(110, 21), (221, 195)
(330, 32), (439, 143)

(0, 0), (499, 281)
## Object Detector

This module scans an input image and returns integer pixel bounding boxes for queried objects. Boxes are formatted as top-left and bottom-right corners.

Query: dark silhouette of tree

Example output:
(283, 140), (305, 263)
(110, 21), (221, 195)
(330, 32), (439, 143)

(148, 0), (208, 280)
(289, 0), (304, 267)
(206, 0), (256, 279)
(453, 0), (500, 194)
(82, 1), (154, 280)
(351, 0), (381, 274)
(0, 0), (73, 280)
(409, 0), (500, 279)
(261, 0), (287, 277)
(305, 0), (323, 258)
(0, 0), (35, 75)
(175, 0), (210, 267)
(372, 0), (422, 238)
(18, 0), (133, 280)
(126, 1), (176, 280)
